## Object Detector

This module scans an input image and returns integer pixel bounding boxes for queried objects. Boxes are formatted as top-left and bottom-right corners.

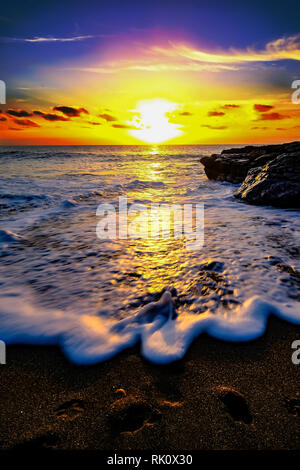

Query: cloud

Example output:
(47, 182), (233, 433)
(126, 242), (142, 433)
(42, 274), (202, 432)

(251, 126), (269, 130)
(222, 104), (240, 109)
(0, 35), (96, 43)
(112, 123), (139, 130)
(257, 112), (289, 121)
(87, 121), (102, 126)
(124, 63), (238, 72)
(208, 111), (225, 117)
(178, 111), (193, 116)
(67, 34), (300, 76)
(53, 106), (88, 117)
(99, 113), (118, 122)
(254, 104), (274, 112)
(33, 110), (69, 121)
(0, 116), (6, 121)
(6, 109), (32, 117)
(74, 63), (239, 74)
(12, 119), (40, 127)
(154, 34), (300, 65)
(201, 124), (227, 130)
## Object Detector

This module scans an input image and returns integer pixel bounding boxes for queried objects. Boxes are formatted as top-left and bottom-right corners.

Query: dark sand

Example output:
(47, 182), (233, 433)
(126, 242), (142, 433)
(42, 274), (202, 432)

(0, 315), (300, 451)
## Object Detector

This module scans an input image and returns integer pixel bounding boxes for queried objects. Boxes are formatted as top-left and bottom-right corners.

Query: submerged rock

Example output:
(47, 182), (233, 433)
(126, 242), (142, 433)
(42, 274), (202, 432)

(200, 141), (300, 207)
(234, 152), (300, 207)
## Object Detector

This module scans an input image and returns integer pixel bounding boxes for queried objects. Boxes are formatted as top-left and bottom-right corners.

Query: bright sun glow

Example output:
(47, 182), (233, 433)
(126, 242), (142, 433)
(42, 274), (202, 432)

(128, 98), (183, 144)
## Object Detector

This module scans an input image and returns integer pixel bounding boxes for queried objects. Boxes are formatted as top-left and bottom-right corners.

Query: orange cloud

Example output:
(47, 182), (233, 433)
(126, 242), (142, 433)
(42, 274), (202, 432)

(201, 124), (227, 130)
(33, 111), (69, 121)
(208, 111), (225, 117)
(257, 112), (290, 121)
(222, 104), (240, 109)
(254, 104), (274, 112)
(12, 118), (40, 127)
(99, 113), (117, 122)
(112, 123), (139, 129)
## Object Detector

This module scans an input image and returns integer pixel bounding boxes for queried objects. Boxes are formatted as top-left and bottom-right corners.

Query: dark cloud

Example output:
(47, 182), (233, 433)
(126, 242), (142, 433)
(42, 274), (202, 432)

(87, 121), (102, 125)
(99, 113), (117, 122)
(53, 106), (88, 117)
(6, 109), (32, 117)
(13, 118), (40, 127)
(257, 112), (289, 121)
(207, 111), (225, 117)
(251, 126), (269, 130)
(178, 111), (193, 116)
(33, 110), (69, 121)
(0, 116), (6, 121)
(254, 104), (274, 112)
(201, 124), (227, 130)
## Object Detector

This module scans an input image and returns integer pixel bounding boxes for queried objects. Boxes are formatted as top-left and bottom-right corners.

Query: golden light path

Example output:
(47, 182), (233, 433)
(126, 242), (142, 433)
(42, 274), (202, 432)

(128, 98), (183, 144)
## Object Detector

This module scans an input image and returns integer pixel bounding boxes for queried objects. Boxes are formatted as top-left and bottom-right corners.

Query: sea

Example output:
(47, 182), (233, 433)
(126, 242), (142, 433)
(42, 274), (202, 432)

(0, 145), (299, 364)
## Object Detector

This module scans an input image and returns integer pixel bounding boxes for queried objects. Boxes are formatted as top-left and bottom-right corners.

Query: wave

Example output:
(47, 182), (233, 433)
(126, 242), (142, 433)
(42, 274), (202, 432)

(0, 229), (23, 244)
(122, 180), (166, 190)
(0, 289), (299, 365)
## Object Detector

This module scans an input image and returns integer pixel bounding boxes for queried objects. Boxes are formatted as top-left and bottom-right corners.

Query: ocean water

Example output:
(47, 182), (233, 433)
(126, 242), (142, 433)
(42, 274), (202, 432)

(0, 145), (299, 364)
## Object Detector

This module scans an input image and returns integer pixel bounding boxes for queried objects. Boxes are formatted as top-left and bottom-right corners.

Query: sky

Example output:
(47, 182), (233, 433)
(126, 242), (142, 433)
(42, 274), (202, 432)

(0, 0), (300, 145)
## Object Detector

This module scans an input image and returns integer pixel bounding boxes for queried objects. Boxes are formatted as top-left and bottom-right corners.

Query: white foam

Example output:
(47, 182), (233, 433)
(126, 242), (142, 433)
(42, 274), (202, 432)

(0, 291), (299, 365)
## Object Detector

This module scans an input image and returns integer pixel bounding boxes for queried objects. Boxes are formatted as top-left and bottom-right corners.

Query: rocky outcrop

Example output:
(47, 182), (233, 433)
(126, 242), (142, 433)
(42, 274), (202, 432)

(234, 152), (300, 207)
(200, 141), (300, 184)
(200, 141), (300, 208)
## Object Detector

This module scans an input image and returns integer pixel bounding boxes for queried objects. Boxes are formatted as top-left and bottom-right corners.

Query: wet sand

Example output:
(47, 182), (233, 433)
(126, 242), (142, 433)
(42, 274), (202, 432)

(0, 315), (300, 451)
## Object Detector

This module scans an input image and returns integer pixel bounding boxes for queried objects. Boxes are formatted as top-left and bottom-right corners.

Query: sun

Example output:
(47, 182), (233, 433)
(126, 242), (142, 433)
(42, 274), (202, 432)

(128, 98), (183, 144)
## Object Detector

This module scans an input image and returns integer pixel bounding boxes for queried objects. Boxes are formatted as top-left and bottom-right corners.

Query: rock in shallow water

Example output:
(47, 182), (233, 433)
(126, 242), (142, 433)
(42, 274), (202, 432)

(234, 152), (300, 208)
(200, 141), (300, 208)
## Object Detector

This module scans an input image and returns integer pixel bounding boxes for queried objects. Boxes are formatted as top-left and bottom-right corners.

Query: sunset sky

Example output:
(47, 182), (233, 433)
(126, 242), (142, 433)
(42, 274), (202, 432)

(0, 0), (300, 145)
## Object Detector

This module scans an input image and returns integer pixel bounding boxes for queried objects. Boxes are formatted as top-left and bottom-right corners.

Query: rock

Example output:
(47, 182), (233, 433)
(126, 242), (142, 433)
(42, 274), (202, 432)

(199, 260), (225, 272)
(234, 152), (300, 207)
(200, 141), (300, 184)
(200, 141), (300, 207)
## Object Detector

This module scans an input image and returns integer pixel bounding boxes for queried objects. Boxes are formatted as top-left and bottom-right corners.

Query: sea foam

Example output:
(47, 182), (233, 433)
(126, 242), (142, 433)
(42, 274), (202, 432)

(0, 290), (299, 365)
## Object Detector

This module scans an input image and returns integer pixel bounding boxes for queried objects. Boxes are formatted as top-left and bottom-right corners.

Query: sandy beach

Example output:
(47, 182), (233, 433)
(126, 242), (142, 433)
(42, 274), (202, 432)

(0, 315), (299, 451)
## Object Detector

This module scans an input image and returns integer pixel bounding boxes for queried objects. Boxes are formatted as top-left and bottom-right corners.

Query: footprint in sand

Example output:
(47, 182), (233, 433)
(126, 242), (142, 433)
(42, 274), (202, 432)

(107, 396), (161, 434)
(55, 399), (85, 421)
(217, 386), (253, 424)
(12, 431), (60, 450)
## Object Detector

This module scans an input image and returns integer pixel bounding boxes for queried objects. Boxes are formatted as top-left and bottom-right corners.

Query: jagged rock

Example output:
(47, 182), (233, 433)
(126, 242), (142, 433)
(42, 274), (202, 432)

(200, 141), (300, 207)
(234, 152), (300, 208)
(200, 141), (300, 184)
